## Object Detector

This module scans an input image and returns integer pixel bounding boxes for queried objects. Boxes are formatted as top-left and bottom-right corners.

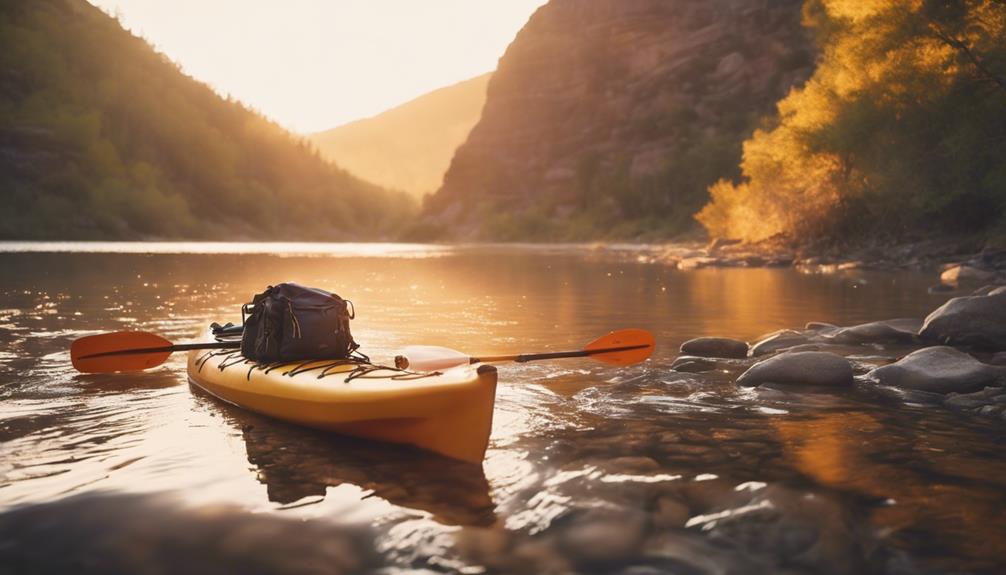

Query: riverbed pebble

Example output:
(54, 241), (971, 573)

(868, 346), (1006, 393)
(736, 352), (854, 387)
(679, 337), (749, 359)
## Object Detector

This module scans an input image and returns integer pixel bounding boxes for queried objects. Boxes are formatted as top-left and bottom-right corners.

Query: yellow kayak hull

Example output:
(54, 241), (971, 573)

(187, 342), (497, 464)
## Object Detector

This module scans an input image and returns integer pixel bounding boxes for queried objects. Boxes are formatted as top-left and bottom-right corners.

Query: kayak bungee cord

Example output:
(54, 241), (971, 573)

(195, 348), (440, 383)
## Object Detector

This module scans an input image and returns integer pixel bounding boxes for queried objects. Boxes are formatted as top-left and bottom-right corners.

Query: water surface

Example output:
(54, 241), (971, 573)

(1, 243), (1003, 574)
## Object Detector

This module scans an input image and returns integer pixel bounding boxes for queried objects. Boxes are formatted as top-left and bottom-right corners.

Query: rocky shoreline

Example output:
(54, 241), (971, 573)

(669, 287), (1006, 422)
(631, 237), (1006, 281)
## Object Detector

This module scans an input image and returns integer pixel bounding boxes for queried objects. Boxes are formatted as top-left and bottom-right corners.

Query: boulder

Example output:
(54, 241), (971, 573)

(737, 352), (854, 387)
(940, 265), (995, 283)
(991, 286), (1006, 296)
(989, 351), (1006, 366)
(919, 292), (1006, 350)
(679, 337), (749, 358)
(868, 346), (1005, 393)
(750, 330), (810, 356)
(828, 318), (921, 345)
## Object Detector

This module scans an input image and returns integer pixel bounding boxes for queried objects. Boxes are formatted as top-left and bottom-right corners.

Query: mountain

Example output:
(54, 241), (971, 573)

(0, 0), (413, 240)
(423, 0), (815, 240)
(309, 73), (491, 198)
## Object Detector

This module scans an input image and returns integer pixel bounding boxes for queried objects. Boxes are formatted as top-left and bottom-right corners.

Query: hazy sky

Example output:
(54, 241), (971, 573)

(87, 1), (546, 133)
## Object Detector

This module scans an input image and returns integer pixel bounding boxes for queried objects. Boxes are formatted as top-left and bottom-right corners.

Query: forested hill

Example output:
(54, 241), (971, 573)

(0, 0), (414, 240)
(310, 73), (491, 198)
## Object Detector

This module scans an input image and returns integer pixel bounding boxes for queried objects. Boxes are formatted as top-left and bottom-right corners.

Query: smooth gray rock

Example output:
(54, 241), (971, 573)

(737, 351), (854, 387)
(919, 292), (1006, 350)
(670, 355), (718, 373)
(944, 386), (1006, 410)
(829, 318), (921, 344)
(805, 321), (839, 331)
(679, 337), (749, 358)
(750, 330), (810, 356)
(991, 286), (1006, 296)
(869, 346), (1006, 393)
(989, 351), (1006, 366)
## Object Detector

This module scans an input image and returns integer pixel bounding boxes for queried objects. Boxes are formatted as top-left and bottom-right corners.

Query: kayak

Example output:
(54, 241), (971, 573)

(186, 330), (498, 464)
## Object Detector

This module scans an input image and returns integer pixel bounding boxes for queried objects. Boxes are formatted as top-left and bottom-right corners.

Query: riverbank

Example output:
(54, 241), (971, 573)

(624, 236), (1006, 290)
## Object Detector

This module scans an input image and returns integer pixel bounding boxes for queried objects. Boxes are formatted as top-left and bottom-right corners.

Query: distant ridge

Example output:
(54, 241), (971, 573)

(0, 0), (412, 240)
(310, 74), (491, 198)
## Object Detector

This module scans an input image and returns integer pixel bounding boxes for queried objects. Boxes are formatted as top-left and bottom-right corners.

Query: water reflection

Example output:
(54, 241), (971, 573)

(192, 385), (496, 526)
(1, 246), (1003, 573)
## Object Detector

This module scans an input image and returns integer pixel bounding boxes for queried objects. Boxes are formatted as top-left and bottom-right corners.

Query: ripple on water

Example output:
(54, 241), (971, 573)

(0, 248), (1004, 573)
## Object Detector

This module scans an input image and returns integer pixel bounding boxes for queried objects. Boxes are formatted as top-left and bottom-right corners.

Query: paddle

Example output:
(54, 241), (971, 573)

(394, 328), (656, 371)
(71, 331), (240, 374)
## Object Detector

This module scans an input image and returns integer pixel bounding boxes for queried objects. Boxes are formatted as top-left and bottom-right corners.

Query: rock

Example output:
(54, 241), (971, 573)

(679, 337), (749, 358)
(677, 256), (718, 270)
(837, 261), (862, 270)
(737, 352), (854, 387)
(919, 292), (1006, 350)
(706, 237), (742, 254)
(868, 346), (1006, 393)
(828, 318), (921, 345)
(750, 330), (810, 356)
(989, 351), (1006, 366)
(558, 508), (646, 564)
(805, 321), (838, 331)
(424, 0), (815, 238)
(652, 497), (690, 529)
(940, 264), (995, 283)
(944, 386), (1006, 410)
(991, 286), (1006, 296)
(670, 355), (718, 373)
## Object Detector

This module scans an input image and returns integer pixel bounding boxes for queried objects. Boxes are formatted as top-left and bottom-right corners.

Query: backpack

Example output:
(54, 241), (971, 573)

(240, 283), (359, 363)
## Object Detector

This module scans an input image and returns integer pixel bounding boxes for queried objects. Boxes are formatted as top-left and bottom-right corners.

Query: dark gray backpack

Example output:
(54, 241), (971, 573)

(240, 283), (358, 363)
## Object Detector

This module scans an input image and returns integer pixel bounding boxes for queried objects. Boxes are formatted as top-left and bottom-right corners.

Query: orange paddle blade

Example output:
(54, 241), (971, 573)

(583, 328), (655, 365)
(71, 331), (173, 373)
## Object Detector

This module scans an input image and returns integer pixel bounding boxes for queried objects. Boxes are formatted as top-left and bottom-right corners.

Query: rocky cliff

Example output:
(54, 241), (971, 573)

(424, 0), (815, 240)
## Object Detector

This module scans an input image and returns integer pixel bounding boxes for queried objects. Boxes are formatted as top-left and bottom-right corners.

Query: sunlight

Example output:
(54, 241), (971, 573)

(86, 0), (546, 132)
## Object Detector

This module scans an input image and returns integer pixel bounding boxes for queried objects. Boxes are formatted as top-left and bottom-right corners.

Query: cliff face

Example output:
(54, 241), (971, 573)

(425, 0), (815, 240)
(310, 74), (490, 198)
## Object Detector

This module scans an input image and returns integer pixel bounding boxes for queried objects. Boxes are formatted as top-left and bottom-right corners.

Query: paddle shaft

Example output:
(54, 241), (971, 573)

(471, 343), (650, 364)
(79, 340), (240, 360)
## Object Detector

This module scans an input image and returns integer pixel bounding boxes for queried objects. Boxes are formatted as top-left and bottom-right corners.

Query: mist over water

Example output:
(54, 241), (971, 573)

(1, 244), (1003, 574)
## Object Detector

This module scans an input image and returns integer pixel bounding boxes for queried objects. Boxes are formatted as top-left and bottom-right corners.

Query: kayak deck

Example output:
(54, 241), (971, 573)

(187, 342), (497, 464)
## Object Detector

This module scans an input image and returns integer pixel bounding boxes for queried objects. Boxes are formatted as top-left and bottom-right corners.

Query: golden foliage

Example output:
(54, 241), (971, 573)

(698, 0), (1006, 242)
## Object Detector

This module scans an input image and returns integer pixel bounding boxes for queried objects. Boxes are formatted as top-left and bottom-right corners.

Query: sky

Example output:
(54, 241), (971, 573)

(87, 1), (546, 133)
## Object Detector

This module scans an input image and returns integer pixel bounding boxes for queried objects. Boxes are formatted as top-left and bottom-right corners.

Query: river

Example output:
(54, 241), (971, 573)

(1, 243), (1003, 574)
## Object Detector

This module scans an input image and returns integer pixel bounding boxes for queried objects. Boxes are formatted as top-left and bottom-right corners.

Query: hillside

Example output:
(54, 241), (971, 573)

(0, 0), (413, 240)
(309, 74), (491, 198)
(423, 0), (815, 240)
